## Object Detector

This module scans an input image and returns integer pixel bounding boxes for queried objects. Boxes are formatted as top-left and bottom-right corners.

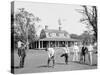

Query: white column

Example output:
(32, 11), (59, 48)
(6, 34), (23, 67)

(48, 41), (50, 48)
(55, 41), (56, 47)
(58, 41), (59, 47)
(36, 41), (38, 48)
(38, 41), (40, 49)
(65, 41), (67, 45)
(35, 41), (37, 48)
(57, 41), (58, 47)
(33, 42), (35, 49)
(41, 41), (43, 48)
(34, 42), (36, 48)
(34, 41), (36, 48)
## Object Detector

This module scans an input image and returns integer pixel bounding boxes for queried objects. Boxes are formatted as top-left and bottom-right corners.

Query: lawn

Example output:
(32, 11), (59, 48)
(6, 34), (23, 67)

(12, 48), (97, 74)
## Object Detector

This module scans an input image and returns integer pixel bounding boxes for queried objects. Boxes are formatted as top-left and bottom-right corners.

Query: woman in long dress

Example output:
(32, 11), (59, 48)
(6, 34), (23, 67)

(73, 43), (80, 62)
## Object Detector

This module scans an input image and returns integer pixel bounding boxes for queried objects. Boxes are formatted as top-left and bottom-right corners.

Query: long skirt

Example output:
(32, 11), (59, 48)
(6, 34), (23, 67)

(88, 52), (93, 65)
(73, 52), (79, 62)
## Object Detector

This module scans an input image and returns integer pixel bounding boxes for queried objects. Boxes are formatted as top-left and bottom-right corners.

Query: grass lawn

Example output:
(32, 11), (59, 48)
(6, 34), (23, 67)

(12, 49), (97, 74)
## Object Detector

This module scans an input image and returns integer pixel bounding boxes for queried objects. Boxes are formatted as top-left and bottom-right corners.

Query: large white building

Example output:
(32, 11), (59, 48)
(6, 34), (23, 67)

(30, 26), (80, 49)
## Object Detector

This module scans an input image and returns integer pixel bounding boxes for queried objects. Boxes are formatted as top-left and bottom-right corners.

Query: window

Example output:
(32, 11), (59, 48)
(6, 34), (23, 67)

(64, 33), (70, 38)
(64, 33), (67, 37)
(59, 33), (64, 37)
(49, 33), (52, 37)
(56, 33), (59, 37)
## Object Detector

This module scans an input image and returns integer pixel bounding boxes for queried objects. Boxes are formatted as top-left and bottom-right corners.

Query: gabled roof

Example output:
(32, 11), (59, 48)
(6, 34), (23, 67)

(33, 29), (81, 41)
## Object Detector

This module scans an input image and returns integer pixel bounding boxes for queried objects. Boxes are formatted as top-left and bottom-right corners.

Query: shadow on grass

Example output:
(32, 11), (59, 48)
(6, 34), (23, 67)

(56, 62), (66, 65)
(37, 65), (53, 68)
(73, 61), (97, 66)
(92, 64), (97, 66)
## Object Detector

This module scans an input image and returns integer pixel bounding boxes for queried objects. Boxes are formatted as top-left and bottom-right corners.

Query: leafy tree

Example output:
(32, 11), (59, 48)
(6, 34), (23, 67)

(12, 8), (40, 49)
(70, 34), (79, 39)
(79, 31), (94, 44)
(77, 5), (97, 42)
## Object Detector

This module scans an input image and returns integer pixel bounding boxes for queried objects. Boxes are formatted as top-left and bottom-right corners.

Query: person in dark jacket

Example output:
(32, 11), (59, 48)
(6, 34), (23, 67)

(61, 53), (68, 64)
(18, 43), (26, 68)
(80, 44), (88, 63)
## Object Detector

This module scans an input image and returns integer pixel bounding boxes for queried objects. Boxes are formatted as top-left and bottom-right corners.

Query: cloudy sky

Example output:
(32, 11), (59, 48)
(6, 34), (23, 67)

(14, 1), (87, 36)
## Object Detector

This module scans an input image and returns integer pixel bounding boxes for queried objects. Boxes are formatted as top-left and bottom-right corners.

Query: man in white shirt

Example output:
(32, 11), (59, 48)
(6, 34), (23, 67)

(87, 43), (94, 65)
(46, 47), (55, 68)
(64, 44), (70, 54)
(17, 40), (22, 57)
(18, 40), (22, 48)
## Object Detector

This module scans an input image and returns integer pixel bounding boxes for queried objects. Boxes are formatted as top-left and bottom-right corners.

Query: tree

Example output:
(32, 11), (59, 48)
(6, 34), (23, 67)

(77, 5), (97, 42)
(70, 34), (79, 39)
(13, 8), (40, 49)
(79, 31), (94, 44)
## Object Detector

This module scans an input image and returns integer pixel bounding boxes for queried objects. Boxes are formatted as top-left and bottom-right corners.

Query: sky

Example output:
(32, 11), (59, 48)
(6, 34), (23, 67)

(14, 1), (87, 36)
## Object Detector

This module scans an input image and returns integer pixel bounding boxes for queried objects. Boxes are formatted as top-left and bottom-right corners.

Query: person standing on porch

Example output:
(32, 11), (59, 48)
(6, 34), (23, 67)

(72, 43), (80, 62)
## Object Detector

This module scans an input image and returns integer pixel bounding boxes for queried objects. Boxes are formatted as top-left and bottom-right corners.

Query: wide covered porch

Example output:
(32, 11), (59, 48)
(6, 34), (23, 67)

(29, 38), (80, 50)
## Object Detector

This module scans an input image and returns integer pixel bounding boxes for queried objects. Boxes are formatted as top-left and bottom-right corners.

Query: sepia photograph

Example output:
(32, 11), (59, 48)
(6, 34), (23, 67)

(11, 1), (98, 74)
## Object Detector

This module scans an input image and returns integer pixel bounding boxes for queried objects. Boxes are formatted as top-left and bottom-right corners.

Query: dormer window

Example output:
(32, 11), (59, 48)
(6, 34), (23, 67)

(52, 33), (56, 37)
(56, 33), (59, 37)
(49, 33), (52, 37)
(59, 33), (64, 37)
(64, 33), (67, 37)
(40, 28), (70, 38)
(64, 33), (70, 38)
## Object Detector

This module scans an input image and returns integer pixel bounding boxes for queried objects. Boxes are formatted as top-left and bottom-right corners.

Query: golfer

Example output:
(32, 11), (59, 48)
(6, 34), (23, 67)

(46, 46), (55, 68)
(61, 44), (69, 64)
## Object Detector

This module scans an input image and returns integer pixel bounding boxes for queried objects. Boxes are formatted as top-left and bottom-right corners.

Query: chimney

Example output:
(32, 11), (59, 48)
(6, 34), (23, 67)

(45, 25), (48, 30)
(59, 26), (62, 31)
